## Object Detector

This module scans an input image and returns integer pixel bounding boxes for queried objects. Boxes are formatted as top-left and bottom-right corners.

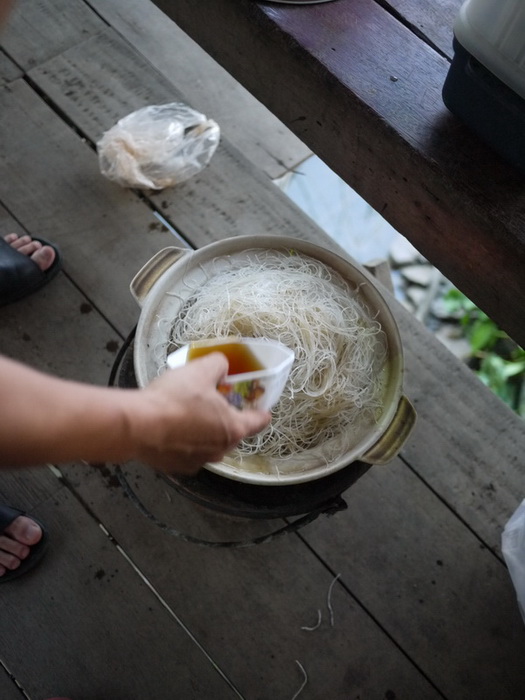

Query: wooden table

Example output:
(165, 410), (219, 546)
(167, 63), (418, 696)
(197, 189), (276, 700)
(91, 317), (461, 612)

(153, 0), (525, 349)
(1, 1), (525, 698)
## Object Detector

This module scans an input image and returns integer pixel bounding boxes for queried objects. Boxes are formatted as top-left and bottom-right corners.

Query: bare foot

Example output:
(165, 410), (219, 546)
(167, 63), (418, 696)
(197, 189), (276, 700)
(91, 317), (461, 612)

(4, 233), (56, 272)
(0, 515), (43, 577)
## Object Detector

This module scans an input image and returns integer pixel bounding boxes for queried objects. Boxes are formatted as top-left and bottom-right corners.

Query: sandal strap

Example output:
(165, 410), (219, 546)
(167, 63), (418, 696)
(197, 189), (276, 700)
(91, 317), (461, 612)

(0, 504), (26, 531)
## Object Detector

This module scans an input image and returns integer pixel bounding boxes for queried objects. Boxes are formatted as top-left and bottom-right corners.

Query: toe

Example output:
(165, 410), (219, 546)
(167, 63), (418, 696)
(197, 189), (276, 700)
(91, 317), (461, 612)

(10, 234), (32, 250)
(4, 515), (43, 546)
(3, 234), (57, 272)
(17, 241), (42, 256)
(0, 539), (28, 571)
(31, 245), (56, 272)
(0, 515), (40, 575)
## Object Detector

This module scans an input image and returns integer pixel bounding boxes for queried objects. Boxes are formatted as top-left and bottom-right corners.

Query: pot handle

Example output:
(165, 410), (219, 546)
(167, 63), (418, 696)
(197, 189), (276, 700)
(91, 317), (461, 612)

(130, 246), (190, 307)
(360, 395), (416, 465)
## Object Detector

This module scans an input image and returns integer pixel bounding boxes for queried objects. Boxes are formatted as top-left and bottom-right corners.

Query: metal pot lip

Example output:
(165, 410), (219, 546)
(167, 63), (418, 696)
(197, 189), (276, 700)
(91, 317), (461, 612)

(132, 235), (407, 485)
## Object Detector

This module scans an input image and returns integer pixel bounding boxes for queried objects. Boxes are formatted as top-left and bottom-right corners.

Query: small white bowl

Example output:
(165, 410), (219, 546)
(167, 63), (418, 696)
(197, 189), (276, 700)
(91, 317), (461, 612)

(167, 337), (295, 411)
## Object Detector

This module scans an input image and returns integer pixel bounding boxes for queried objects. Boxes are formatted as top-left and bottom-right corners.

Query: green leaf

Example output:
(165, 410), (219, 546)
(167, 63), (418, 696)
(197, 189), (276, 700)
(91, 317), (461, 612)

(501, 361), (525, 379)
(469, 320), (497, 353)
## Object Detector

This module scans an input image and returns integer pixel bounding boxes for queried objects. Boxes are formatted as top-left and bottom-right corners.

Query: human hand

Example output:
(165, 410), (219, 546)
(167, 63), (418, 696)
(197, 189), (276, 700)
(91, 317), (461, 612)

(127, 353), (271, 474)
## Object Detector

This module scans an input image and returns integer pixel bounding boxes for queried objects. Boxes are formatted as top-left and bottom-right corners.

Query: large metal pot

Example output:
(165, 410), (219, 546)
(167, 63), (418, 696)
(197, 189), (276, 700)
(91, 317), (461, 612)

(130, 235), (416, 485)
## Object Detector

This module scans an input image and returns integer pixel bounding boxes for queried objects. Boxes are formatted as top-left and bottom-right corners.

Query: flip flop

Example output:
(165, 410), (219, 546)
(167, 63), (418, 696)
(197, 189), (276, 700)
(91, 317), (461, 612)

(0, 236), (62, 307)
(0, 504), (49, 583)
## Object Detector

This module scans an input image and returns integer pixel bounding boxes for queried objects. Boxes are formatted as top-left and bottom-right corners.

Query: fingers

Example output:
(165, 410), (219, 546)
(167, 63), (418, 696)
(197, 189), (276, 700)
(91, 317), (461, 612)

(5, 234), (34, 250)
(190, 351), (229, 382)
(142, 408), (271, 475)
(139, 353), (272, 475)
(232, 408), (272, 442)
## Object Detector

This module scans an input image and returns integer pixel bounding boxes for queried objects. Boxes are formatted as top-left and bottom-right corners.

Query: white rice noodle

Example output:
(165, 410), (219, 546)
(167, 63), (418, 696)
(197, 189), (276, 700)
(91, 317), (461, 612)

(166, 250), (387, 461)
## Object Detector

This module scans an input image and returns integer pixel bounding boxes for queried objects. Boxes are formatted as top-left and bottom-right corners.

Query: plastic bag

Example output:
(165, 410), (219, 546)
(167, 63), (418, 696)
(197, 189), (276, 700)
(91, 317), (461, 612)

(97, 103), (220, 190)
(502, 498), (525, 625)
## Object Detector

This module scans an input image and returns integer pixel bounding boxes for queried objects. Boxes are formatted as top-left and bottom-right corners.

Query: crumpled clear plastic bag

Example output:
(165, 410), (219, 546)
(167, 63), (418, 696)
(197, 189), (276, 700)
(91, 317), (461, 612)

(97, 103), (220, 190)
(502, 498), (525, 625)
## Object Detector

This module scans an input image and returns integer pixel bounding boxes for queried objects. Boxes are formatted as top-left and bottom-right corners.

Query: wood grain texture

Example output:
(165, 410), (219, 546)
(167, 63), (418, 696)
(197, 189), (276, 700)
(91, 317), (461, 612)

(1, 0), (525, 697)
(87, 0), (311, 179)
(0, 49), (22, 83)
(0, 667), (25, 700)
(60, 459), (443, 699)
(2, 0), (310, 179)
(1, 0), (105, 68)
(395, 301), (525, 554)
(18, 25), (525, 553)
(27, 27), (348, 253)
(381, 0), (462, 57)
(154, 0), (525, 348)
(0, 79), (175, 334)
(300, 461), (525, 699)
(0, 242), (241, 699)
(0, 475), (239, 700)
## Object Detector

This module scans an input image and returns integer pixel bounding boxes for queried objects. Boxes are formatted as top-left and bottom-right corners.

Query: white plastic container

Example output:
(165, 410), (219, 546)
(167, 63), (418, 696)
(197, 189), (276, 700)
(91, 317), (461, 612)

(167, 337), (295, 412)
(453, 0), (525, 99)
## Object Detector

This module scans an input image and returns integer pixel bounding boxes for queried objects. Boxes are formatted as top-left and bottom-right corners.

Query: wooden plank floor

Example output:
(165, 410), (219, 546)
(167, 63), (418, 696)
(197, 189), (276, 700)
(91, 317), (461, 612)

(1, 1), (525, 699)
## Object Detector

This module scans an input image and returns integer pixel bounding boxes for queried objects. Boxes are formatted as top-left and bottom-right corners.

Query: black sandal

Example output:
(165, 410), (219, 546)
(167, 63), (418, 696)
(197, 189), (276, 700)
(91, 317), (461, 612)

(0, 237), (62, 306)
(0, 504), (49, 582)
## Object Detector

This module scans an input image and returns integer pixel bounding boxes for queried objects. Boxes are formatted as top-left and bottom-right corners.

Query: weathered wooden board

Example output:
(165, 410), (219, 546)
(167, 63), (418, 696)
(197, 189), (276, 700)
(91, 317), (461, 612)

(0, 78), (175, 335)
(1, 0), (105, 68)
(0, 49), (22, 83)
(27, 27), (347, 255)
(0, 669), (22, 700)
(395, 302), (525, 554)
(0, 240), (242, 699)
(384, 0), (461, 57)
(2, 1), (525, 698)
(300, 461), (525, 699)
(154, 0), (525, 349)
(0, 274), (121, 384)
(0, 450), (62, 529)
(87, 0), (311, 179)
(0, 472), (240, 700)
(2, 0), (311, 180)
(0, 201), (123, 381)
(24, 25), (525, 553)
(60, 459), (443, 699)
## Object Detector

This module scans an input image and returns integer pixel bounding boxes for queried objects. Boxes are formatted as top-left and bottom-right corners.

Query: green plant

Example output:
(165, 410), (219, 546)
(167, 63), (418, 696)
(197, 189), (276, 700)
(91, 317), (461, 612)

(443, 289), (525, 416)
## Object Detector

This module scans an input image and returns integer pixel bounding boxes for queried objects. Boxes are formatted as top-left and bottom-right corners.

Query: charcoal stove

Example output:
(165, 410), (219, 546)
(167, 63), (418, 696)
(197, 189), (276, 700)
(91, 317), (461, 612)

(108, 328), (372, 547)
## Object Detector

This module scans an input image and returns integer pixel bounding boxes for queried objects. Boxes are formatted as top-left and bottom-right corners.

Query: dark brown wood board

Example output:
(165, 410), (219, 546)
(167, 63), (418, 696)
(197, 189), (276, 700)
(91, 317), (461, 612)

(153, 0), (525, 349)
(382, 0), (462, 57)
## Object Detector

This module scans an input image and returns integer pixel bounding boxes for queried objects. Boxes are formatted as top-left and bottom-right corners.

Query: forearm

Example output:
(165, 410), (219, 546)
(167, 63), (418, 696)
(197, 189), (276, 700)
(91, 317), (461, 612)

(0, 356), (134, 467)
(0, 353), (270, 474)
